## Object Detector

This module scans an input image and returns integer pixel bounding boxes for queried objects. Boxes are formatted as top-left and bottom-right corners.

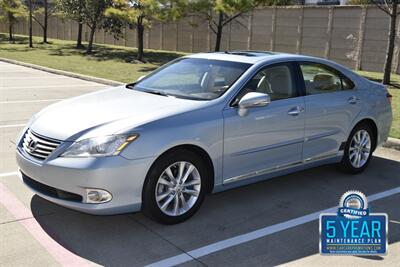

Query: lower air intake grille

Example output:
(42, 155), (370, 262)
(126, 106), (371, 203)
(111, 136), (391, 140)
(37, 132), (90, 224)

(21, 172), (83, 202)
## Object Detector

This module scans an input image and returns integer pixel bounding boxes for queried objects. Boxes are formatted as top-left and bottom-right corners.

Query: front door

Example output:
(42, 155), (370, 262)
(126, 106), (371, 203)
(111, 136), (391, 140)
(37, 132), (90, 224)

(222, 63), (305, 183)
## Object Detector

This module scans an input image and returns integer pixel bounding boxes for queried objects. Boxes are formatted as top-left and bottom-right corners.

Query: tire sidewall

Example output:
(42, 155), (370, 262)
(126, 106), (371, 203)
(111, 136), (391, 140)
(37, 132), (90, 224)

(142, 149), (208, 224)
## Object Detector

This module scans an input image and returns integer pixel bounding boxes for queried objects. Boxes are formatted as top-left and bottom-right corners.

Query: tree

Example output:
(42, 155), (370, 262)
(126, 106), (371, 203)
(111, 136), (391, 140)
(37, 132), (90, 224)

(28, 0), (32, 47)
(0, 0), (27, 42)
(190, 0), (292, 52)
(370, 0), (400, 85)
(106, 0), (186, 62)
(82, 0), (112, 53)
(29, 0), (57, 43)
(56, 0), (86, 48)
(56, 0), (122, 53)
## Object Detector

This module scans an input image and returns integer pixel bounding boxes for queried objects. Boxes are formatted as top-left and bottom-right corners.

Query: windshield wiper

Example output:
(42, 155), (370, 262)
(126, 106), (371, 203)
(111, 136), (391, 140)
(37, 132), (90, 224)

(142, 89), (170, 97)
(128, 86), (208, 100)
(127, 85), (171, 97)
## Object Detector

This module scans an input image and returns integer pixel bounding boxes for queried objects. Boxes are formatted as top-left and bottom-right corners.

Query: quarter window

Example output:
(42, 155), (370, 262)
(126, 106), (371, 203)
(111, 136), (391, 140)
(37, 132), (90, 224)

(236, 64), (296, 103)
(299, 63), (354, 95)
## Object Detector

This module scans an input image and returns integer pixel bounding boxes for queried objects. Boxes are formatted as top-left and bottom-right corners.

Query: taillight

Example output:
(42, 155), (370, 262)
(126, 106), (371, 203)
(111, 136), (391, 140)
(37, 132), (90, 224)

(386, 92), (392, 104)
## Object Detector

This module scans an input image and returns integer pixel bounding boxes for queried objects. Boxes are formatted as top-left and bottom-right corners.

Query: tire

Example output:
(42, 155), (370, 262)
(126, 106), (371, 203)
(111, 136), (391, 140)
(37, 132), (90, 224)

(340, 123), (375, 174)
(142, 149), (208, 224)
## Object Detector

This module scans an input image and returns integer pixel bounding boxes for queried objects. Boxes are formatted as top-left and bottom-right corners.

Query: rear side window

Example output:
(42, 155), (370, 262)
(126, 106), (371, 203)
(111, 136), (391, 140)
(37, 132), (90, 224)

(299, 63), (354, 95)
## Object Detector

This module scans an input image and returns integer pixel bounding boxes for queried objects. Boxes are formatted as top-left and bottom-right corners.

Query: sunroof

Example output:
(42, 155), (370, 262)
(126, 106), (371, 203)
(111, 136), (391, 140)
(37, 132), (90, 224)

(222, 51), (279, 57)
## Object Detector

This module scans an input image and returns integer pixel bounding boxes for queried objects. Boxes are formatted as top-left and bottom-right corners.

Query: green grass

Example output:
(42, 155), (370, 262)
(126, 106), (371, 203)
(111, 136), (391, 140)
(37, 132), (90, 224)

(388, 89), (400, 138)
(0, 33), (398, 138)
(0, 34), (187, 83)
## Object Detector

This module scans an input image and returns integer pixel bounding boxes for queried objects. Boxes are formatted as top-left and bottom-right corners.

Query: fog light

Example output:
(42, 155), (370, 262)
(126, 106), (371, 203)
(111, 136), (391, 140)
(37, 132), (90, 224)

(85, 189), (112, 203)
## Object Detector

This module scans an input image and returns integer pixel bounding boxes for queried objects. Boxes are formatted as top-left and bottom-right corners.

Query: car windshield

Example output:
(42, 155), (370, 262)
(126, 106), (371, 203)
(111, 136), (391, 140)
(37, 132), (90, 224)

(128, 58), (252, 100)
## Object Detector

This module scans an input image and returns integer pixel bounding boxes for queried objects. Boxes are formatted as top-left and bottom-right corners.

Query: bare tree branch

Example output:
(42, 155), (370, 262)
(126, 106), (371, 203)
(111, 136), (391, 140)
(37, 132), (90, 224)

(371, 0), (391, 15)
(208, 20), (217, 34)
(210, 16), (219, 29)
(233, 17), (247, 29)
(383, 0), (391, 13)
(32, 16), (44, 28)
(222, 12), (245, 26)
(190, 10), (219, 30)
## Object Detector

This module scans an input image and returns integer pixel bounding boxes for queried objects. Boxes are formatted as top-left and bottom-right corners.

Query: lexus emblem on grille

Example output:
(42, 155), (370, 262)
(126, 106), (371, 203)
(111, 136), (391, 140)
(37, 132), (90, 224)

(27, 139), (38, 153)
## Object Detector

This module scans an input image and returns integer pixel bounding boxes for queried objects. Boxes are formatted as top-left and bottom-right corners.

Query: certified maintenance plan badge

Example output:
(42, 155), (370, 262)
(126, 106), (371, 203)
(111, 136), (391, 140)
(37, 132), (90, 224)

(320, 191), (388, 255)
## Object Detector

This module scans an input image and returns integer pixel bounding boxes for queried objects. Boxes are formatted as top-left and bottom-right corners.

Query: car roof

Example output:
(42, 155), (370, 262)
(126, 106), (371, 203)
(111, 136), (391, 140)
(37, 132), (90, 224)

(185, 51), (315, 64)
(185, 51), (366, 87)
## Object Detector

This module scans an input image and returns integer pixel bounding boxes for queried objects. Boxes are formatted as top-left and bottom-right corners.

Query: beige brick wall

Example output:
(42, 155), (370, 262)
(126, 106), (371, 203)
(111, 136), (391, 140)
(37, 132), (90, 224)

(1, 5), (397, 73)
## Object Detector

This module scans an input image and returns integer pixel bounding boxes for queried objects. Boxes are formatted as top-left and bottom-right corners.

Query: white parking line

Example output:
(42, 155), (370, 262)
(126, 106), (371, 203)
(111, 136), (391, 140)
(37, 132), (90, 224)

(0, 99), (63, 104)
(0, 84), (105, 89)
(3, 77), (71, 79)
(146, 187), (400, 267)
(0, 124), (26, 129)
(0, 171), (19, 178)
(0, 182), (91, 267)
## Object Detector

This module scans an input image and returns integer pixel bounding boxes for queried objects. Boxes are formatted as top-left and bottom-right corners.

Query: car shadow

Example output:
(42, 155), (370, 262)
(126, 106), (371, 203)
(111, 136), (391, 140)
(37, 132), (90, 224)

(31, 155), (400, 266)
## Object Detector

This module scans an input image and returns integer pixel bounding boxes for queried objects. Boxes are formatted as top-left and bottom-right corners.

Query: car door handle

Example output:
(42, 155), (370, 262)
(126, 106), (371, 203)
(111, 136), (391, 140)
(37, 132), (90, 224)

(348, 96), (359, 104)
(288, 106), (304, 116)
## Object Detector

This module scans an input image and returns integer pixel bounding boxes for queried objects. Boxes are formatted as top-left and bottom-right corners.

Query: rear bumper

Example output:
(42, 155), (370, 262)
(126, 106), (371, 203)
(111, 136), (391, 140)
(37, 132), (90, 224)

(377, 109), (392, 147)
(16, 148), (155, 215)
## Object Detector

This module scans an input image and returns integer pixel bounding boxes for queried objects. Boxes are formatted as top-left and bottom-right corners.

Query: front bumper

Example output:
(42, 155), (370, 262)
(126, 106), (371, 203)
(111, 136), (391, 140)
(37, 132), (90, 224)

(16, 148), (155, 215)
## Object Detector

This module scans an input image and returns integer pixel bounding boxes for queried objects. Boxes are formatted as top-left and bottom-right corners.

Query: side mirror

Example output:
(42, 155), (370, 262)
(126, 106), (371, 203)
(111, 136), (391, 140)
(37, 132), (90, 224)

(238, 92), (271, 109)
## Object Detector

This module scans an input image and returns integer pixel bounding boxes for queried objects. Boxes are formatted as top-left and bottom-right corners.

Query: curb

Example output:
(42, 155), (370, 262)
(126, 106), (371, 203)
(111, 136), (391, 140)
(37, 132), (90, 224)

(383, 137), (400, 151)
(0, 57), (124, 87)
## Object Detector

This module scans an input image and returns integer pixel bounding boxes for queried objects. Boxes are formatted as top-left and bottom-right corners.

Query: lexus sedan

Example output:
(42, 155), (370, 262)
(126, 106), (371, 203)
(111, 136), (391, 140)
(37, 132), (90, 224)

(16, 51), (392, 224)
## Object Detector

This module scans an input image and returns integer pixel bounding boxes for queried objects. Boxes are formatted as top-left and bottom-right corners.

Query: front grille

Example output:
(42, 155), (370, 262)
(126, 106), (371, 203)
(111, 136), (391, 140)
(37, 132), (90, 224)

(22, 172), (83, 202)
(22, 130), (61, 160)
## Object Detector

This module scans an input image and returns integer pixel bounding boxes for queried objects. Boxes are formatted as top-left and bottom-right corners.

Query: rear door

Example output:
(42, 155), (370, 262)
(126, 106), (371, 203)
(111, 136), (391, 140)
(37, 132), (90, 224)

(298, 62), (362, 161)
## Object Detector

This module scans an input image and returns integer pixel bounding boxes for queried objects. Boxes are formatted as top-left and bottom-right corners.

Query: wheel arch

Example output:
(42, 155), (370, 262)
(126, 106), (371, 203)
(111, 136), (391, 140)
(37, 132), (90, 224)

(349, 118), (378, 151)
(142, 144), (215, 200)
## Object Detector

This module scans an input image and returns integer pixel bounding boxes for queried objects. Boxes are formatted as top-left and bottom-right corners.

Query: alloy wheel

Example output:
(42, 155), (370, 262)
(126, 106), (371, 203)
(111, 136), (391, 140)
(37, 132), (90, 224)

(349, 129), (371, 169)
(155, 161), (201, 216)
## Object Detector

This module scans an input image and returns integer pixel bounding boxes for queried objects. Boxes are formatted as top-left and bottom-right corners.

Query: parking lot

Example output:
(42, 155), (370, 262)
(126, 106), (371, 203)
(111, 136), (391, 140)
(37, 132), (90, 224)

(1, 60), (399, 267)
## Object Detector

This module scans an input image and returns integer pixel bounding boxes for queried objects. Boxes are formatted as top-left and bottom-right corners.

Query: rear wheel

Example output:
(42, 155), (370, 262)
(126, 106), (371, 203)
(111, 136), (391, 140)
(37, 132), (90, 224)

(340, 124), (374, 174)
(142, 150), (207, 224)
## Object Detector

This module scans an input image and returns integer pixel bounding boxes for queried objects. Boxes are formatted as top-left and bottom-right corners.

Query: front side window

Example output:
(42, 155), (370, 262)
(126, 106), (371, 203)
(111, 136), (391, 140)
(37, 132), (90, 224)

(300, 63), (354, 95)
(235, 64), (296, 104)
(129, 58), (251, 100)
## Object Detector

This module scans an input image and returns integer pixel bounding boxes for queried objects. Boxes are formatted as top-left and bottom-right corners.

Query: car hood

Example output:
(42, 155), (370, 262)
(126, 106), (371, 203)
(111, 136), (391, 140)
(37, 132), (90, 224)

(30, 86), (206, 141)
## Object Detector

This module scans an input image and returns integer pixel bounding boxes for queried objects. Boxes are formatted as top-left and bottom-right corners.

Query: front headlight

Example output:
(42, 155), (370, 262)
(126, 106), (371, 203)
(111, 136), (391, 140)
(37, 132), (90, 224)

(61, 134), (139, 158)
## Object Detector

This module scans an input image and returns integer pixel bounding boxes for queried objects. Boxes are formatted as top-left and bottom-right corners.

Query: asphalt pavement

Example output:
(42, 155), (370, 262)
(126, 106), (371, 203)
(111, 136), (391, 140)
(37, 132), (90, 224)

(0, 61), (399, 267)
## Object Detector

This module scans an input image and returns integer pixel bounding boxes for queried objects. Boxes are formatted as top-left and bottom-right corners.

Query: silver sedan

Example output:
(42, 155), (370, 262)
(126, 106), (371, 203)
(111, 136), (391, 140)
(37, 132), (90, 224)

(16, 51), (392, 224)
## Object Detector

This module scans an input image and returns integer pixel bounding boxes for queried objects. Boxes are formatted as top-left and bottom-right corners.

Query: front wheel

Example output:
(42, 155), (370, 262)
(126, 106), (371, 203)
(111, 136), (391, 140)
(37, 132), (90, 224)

(340, 124), (374, 174)
(142, 150), (208, 224)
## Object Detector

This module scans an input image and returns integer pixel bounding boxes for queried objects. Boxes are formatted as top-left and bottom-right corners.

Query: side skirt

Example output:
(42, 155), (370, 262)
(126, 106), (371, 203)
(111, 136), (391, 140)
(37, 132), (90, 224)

(212, 155), (342, 193)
